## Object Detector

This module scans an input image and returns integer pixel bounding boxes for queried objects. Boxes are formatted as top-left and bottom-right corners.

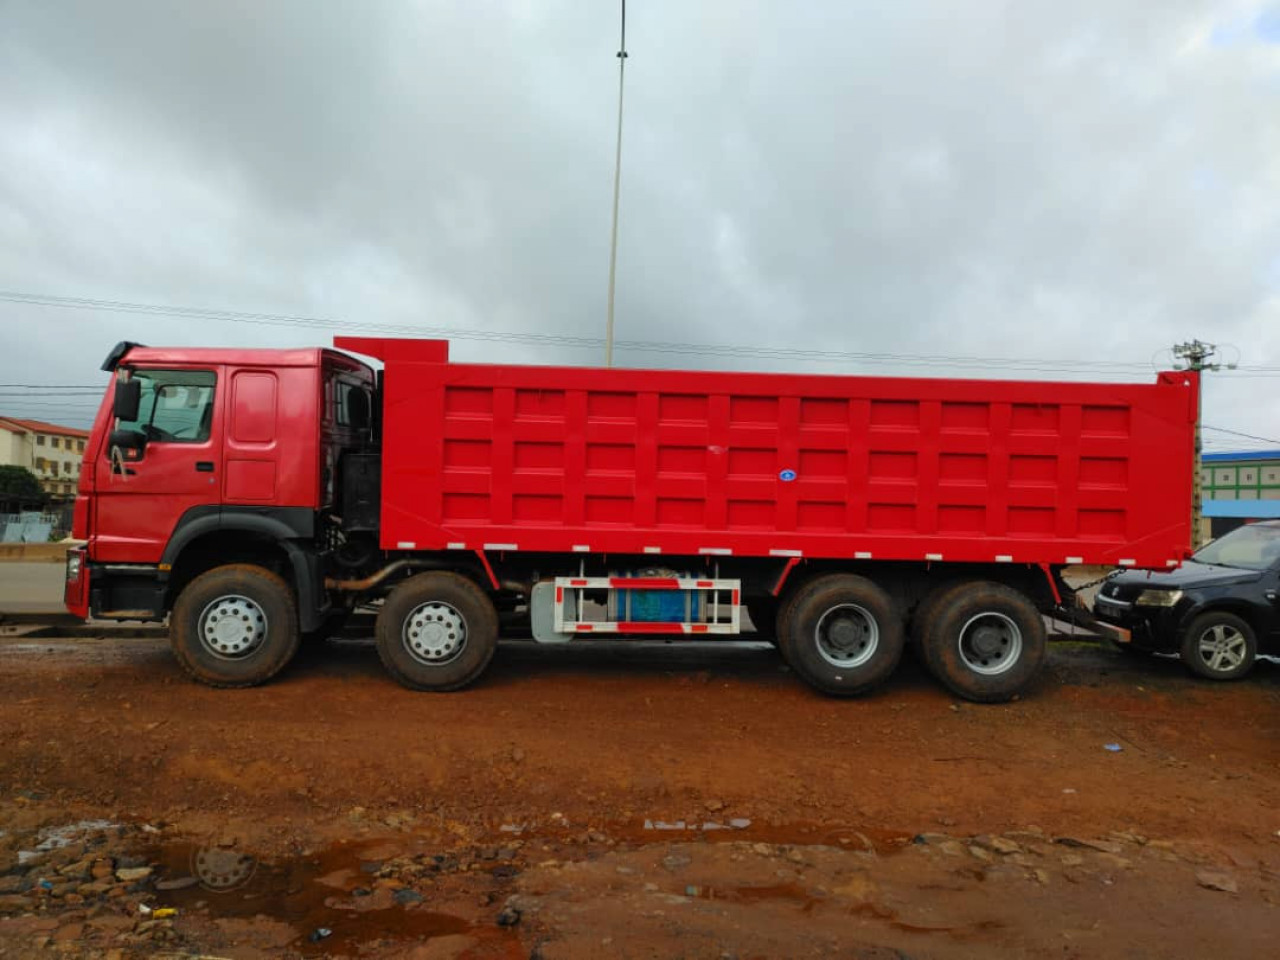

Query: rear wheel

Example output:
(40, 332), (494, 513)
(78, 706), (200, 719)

(920, 582), (1045, 703)
(376, 572), (498, 691)
(170, 564), (300, 688)
(778, 575), (904, 696)
(908, 582), (963, 658)
(1179, 611), (1256, 681)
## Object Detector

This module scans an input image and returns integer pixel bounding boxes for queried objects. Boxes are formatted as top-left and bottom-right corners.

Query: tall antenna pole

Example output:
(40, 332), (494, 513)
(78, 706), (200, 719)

(1173, 339), (1221, 549)
(604, 0), (628, 367)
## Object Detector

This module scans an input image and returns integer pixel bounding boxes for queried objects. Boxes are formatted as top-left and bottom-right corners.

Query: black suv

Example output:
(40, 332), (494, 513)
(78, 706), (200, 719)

(1093, 520), (1280, 680)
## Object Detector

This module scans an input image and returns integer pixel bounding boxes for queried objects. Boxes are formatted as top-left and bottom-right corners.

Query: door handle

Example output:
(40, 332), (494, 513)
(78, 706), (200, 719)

(195, 461), (214, 473)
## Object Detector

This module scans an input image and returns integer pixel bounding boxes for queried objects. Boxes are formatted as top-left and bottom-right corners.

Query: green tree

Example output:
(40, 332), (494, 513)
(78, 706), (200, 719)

(0, 465), (46, 505)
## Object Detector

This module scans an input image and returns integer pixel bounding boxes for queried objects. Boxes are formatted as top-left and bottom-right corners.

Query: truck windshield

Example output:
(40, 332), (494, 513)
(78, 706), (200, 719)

(1192, 524), (1280, 571)
(117, 370), (217, 443)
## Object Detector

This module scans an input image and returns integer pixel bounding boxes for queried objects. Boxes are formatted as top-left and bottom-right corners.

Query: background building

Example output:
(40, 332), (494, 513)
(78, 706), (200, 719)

(0, 417), (90, 502)
(1202, 450), (1280, 537)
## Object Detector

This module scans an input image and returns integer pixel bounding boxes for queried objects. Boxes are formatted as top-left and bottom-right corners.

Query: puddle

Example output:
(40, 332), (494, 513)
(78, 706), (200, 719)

(499, 816), (910, 854)
(18, 819), (120, 864)
(143, 840), (495, 955)
(691, 882), (822, 912)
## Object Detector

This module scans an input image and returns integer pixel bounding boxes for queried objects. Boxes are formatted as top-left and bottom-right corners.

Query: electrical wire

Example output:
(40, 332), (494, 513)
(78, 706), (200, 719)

(0, 288), (1192, 375)
(1202, 425), (1280, 447)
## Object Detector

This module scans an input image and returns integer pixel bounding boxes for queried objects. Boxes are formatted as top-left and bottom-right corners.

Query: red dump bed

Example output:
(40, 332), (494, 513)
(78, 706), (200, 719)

(338, 338), (1198, 569)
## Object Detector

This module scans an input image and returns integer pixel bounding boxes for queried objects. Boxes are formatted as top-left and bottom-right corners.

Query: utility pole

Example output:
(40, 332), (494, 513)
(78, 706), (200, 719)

(1172, 340), (1220, 549)
(604, 0), (628, 367)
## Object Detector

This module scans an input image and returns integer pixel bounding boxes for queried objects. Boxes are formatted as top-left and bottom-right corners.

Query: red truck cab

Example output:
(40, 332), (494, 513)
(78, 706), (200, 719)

(65, 342), (374, 641)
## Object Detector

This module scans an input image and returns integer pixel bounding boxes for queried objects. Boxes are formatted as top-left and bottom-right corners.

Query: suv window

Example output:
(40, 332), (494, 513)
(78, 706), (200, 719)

(118, 370), (217, 443)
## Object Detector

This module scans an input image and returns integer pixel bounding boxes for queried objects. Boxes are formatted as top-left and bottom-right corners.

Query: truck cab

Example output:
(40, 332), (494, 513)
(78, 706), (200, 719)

(65, 342), (375, 667)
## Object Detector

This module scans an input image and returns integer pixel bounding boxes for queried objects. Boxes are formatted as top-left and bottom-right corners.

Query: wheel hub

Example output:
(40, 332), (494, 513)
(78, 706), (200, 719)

(828, 617), (862, 647)
(814, 604), (879, 668)
(199, 595), (268, 660)
(1198, 625), (1245, 671)
(404, 601), (467, 665)
(969, 625), (1005, 658)
(957, 612), (1023, 676)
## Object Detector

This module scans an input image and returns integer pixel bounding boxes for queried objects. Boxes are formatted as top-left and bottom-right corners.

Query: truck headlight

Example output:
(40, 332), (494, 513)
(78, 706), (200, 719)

(1135, 589), (1182, 607)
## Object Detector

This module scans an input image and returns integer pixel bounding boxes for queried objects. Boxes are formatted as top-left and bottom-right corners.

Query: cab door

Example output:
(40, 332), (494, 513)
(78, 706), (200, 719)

(91, 366), (223, 563)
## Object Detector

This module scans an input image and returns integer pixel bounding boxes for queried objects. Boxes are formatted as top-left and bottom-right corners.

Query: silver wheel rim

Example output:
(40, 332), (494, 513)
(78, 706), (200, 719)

(198, 595), (268, 660)
(958, 612), (1022, 676)
(403, 601), (467, 665)
(1196, 623), (1248, 673)
(814, 604), (879, 668)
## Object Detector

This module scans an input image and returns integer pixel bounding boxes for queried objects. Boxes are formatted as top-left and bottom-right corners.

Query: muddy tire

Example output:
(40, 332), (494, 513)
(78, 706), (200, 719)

(778, 575), (904, 696)
(376, 572), (498, 691)
(1179, 611), (1256, 681)
(908, 582), (965, 657)
(170, 564), (301, 688)
(920, 582), (1045, 703)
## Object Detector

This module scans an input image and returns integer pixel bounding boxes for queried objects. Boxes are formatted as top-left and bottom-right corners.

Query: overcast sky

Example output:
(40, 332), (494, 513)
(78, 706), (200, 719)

(0, 0), (1278, 451)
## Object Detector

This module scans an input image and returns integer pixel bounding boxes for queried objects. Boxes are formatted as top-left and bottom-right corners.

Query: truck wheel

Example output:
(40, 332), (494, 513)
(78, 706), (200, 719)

(921, 583), (1045, 703)
(170, 564), (300, 688)
(376, 572), (498, 691)
(778, 575), (904, 696)
(908, 582), (963, 658)
(1179, 611), (1256, 681)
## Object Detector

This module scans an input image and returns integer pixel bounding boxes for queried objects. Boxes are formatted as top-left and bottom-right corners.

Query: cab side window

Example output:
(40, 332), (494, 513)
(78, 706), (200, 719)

(117, 370), (217, 443)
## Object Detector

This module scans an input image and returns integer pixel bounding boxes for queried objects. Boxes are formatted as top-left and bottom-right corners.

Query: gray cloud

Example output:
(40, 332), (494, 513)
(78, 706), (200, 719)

(0, 0), (1277, 447)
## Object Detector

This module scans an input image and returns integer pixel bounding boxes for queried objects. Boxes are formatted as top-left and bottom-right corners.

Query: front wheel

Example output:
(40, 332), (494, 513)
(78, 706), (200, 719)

(375, 572), (499, 691)
(169, 564), (301, 687)
(1179, 611), (1256, 681)
(778, 575), (904, 696)
(920, 582), (1046, 703)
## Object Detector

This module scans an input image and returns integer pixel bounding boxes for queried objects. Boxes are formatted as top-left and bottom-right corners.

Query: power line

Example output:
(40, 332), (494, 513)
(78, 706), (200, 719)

(0, 288), (1192, 375)
(1202, 425), (1280, 447)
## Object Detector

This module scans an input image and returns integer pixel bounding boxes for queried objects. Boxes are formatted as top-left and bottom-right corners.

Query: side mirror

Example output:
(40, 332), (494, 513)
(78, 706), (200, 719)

(114, 379), (141, 422)
(347, 388), (371, 431)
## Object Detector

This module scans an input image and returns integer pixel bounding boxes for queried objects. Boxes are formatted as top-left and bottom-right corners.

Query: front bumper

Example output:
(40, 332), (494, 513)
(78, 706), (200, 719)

(1091, 594), (1180, 651)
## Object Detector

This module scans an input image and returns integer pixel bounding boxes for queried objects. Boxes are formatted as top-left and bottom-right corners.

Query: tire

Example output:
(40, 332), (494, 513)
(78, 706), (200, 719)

(375, 572), (498, 691)
(1179, 611), (1257, 681)
(777, 575), (904, 696)
(920, 582), (1046, 703)
(908, 582), (965, 656)
(169, 564), (301, 688)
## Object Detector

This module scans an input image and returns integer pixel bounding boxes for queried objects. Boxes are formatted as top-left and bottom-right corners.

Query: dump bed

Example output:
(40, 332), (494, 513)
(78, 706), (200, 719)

(338, 338), (1197, 569)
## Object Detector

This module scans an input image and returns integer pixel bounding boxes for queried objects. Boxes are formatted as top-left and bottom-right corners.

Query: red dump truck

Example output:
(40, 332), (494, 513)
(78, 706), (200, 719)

(65, 338), (1197, 701)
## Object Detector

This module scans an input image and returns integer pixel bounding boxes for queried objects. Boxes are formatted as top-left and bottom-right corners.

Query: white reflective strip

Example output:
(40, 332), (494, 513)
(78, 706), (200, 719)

(995, 555), (1013, 563)
(925, 553), (943, 561)
(484, 543), (518, 551)
(854, 551), (872, 559)
(582, 623), (740, 634)
(572, 544), (590, 552)
(643, 546), (662, 554)
(769, 549), (802, 557)
(396, 541), (416, 550)
(1065, 556), (1084, 564)
(698, 547), (732, 555)
(445, 542), (466, 550)
(1119, 558), (1136, 566)
(554, 577), (742, 592)
(1166, 560), (1179, 567)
